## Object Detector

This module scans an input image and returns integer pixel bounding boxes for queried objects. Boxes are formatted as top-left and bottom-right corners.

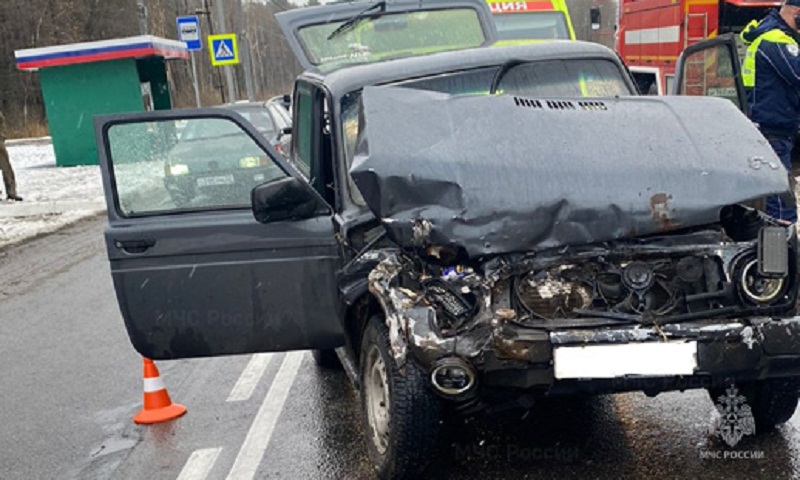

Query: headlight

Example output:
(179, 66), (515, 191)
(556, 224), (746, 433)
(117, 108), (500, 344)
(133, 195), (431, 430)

(430, 357), (477, 396)
(239, 156), (261, 168)
(166, 163), (189, 176)
(738, 257), (787, 304)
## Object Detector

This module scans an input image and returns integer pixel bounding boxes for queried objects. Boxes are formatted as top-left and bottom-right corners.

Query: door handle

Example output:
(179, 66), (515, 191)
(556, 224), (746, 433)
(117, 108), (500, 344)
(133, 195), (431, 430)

(114, 239), (156, 254)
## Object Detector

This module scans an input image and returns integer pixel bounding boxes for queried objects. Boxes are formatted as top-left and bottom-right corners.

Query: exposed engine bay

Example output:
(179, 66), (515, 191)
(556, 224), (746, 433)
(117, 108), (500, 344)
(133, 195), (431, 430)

(357, 210), (798, 401)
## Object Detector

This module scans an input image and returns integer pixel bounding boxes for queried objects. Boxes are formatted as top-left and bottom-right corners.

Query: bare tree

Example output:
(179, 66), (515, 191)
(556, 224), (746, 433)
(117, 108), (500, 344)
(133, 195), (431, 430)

(0, 0), (302, 135)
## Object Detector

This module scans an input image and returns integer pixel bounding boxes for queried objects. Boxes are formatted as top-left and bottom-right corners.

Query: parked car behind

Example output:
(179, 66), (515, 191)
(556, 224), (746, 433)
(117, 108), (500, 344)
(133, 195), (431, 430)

(163, 101), (292, 208)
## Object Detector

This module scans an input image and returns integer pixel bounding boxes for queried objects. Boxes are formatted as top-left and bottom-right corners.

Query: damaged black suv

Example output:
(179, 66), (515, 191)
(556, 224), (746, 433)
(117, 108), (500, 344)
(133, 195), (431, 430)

(95, 0), (800, 478)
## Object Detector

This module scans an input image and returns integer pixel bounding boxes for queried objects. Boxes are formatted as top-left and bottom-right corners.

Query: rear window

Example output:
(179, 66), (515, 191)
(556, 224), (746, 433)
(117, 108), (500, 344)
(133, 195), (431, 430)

(297, 8), (487, 70)
(496, 59), (631, 97)
(182, 109), (275, 140)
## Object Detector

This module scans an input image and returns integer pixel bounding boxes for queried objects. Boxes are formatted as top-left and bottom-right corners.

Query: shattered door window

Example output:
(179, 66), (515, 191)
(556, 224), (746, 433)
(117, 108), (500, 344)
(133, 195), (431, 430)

(107, 118), (286, 216)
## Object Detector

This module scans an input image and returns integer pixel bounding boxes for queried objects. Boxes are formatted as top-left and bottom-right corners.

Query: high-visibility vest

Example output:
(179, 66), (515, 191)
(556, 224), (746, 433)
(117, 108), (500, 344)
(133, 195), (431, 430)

(741, 21), (798, 88)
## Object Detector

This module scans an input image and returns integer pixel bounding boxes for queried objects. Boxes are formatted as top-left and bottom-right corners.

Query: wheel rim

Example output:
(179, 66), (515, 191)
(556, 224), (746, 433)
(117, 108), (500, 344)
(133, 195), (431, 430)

(364, 344), (391, 454)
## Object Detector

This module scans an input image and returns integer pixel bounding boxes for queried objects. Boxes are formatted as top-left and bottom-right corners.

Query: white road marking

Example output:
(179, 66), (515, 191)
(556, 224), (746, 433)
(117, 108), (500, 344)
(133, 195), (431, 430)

(225, 351), (304, 480)
(176, 447), (223, 480)
(226, 353), (274, 402)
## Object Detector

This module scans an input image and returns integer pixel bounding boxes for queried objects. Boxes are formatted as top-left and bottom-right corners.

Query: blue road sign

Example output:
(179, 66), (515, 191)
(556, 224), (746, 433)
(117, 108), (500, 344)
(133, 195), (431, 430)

(177, 16), (202, 51)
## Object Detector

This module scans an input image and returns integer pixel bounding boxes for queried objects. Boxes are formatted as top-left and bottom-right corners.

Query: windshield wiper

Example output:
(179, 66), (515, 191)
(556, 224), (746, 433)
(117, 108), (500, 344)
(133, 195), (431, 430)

(489, 59), (526, 95)
(327, 1), (387, 41)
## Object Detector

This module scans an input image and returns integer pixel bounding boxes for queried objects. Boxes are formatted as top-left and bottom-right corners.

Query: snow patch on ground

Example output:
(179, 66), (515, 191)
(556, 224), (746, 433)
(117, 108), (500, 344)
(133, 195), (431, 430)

(0, 141), (105, 249)
(11, 143), (104, 204)
(0, 212), (94, 247)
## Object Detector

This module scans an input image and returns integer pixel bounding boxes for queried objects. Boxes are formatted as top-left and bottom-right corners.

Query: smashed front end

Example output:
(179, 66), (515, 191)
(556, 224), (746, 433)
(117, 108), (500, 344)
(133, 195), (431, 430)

(367, 220), (799, 406)
(349, 87), (800, 408)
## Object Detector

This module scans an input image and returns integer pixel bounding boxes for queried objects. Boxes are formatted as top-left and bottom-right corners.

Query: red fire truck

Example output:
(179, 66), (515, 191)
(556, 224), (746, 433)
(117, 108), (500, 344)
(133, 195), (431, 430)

(617, 0), (781, 95)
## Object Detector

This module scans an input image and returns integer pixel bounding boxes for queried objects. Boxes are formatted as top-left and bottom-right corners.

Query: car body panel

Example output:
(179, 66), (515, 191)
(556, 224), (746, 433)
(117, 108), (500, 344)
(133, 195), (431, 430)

(351, 86), (788, 257)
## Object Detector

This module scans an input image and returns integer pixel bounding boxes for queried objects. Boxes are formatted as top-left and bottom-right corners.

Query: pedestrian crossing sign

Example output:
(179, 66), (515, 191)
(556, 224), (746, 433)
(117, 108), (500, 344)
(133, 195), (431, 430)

(208, 33), (239, 66)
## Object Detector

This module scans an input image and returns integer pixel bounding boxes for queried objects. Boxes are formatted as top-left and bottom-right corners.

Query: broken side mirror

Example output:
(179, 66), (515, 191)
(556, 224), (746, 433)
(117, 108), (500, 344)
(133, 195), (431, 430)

(251, 176), (325, 223)
(590, 6), (601, 31)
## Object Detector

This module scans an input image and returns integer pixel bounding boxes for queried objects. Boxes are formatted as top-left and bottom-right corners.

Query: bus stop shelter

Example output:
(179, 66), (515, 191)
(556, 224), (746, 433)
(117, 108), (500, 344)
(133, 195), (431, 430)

(16, 36), (188, 167)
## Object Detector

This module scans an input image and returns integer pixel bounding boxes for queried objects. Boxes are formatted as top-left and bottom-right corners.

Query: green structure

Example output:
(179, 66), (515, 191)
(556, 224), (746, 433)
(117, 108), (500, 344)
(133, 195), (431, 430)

(15, 36), (188, 166)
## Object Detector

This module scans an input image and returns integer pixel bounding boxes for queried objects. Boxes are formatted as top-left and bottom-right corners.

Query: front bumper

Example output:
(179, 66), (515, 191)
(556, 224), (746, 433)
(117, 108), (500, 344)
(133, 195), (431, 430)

(410, 316), (800, 396)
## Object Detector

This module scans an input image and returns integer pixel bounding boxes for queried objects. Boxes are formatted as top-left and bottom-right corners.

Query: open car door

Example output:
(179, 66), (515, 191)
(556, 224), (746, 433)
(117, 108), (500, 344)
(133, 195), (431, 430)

(95, 109), (343, 359)
(275, 0), (498, 72)
(673, 33), (748, 114)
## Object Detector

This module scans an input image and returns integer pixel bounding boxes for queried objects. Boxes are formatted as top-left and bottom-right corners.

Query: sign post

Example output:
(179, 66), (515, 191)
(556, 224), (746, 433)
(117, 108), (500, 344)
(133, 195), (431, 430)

(177, 15), (202, 107)
(208, 33), (239, 103)
(213, 0), (237, 103)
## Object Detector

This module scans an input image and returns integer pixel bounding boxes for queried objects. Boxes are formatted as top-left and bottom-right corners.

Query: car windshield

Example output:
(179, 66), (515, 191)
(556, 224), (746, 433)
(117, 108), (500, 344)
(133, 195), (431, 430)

(181, 108), (275, 141)
(493, 12), (570, 40)
(342, 59), (632, 194)
(296, 8), (487, 70)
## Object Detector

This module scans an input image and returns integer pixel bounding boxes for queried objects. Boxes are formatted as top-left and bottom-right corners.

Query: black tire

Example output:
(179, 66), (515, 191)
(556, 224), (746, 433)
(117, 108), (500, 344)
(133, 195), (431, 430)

(747, 378), (800, 431)
(311, 348), (341, 369)
(359, 314), (441, 479)
(709, 378), (800, 432)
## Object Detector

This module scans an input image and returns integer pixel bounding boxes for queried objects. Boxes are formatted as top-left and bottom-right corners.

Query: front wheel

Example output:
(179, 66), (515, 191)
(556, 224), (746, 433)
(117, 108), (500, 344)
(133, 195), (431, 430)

(360, 314), (441, 479)
(746, 378), (800, 431)
(709, 378), (800, 432)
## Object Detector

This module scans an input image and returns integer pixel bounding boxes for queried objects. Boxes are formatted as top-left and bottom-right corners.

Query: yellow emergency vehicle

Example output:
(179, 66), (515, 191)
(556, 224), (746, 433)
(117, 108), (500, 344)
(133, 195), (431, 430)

(487, 0), (577, 41)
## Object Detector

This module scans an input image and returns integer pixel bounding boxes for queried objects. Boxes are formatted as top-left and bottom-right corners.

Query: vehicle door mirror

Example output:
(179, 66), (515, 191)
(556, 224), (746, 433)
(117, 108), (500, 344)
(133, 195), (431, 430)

(590, 6), (601, 31)
(252, 176), (325, 223)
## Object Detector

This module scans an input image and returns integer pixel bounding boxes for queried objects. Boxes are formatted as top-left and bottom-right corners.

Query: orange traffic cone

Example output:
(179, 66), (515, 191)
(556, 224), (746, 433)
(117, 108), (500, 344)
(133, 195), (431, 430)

(133, 358), (187, 425)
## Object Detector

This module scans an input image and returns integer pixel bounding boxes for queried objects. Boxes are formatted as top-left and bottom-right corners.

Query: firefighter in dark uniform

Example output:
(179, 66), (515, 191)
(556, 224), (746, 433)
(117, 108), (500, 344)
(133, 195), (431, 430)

(0, 111), (22, 201)
(741, 0), (800, 222)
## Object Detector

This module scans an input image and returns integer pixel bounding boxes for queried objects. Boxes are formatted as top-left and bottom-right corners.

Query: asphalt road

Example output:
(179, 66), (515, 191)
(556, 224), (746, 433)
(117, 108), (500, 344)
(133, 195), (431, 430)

(2, 217), (800, 479)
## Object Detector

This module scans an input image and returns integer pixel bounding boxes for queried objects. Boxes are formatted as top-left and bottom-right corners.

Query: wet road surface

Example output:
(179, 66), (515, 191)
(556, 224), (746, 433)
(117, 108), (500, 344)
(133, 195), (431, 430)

(2, 217), (800, 479)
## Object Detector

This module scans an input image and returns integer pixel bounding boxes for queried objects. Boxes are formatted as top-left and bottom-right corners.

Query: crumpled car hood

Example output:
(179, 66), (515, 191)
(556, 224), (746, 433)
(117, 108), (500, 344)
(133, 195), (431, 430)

(349, 87), (790, 257)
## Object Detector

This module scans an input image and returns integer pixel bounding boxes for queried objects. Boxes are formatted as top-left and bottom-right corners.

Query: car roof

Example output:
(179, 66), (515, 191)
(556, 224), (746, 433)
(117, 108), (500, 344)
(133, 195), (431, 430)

(300, 41), (629, 98)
